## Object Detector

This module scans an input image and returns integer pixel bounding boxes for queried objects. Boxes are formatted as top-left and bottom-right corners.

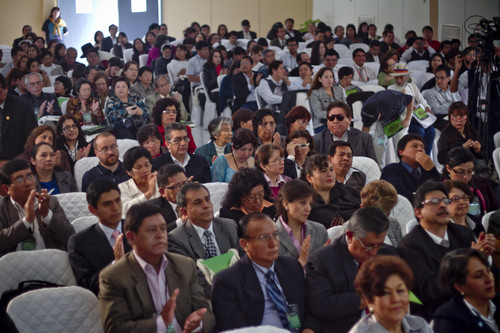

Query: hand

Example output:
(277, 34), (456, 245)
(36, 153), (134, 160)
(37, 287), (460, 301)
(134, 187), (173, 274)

(286, 141), (298, 156)
(55, 150), (62, 167)
(425, 107), (433, 115)
(126, 106), (138, 115)
(323, 238), (332, 247)
(46, 100), (55, 114)
(113, 234), (125, 261)
(303, 75), (312, 86)
(472, 232), (496, 255)
(76, 144), (91, 161)
(212, 155), (218, 165)
(38, 100), (47, 118)
(472, 140), (481, 153)
(144, 172), (158, 199)
(455, 55), (463, 71)
(415, 151), (434, 171)
(298, 235), (311, 267)
(272, 132), (281, 148)
(24, 190), (37, 224)
(35, 189), (51, 218)
(401, 118), (410, 128)
(255, 73), (263, 86)
(178, 68), (187, 75)
(282, 76), (291, 86)
(183, 308), (207, 333)
(463, 139), (474, 150)
(161, 288), (179, 326)
(91, 100), (100, 113)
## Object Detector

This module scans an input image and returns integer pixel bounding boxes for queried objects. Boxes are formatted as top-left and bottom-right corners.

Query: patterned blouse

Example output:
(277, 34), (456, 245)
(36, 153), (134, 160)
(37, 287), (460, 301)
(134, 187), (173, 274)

(66, 97), (105, 125)
(105, 92), (149, 126)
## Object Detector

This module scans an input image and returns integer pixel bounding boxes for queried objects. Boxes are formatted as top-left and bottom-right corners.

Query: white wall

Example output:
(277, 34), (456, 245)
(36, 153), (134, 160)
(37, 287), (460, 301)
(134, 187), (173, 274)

(313, 0), (499, 44)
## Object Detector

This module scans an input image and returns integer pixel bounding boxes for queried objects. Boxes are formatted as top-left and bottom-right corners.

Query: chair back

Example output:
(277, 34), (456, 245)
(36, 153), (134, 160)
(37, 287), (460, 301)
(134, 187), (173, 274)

(72, 216), (99, 233)
(203, 182), (229, 214)
(54, 192), (91, 221)
(352, 156), (380, 183)
(117, 139), (139, 160)
(74, 157), (100, 191)
(390, 195), (416, 235)
(123, 48), (134, 63)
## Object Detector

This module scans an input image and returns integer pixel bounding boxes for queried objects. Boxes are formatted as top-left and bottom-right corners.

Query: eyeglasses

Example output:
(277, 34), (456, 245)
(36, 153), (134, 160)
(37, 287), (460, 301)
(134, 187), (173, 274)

(268, 157), (285, 164)
(259, 121), (276, 128)
(62, 125), (78, 132)
(162, 109), (178, 115)
(169, 136), (190, 144)
(296, 143), (310, 149)
(421, 197), (452, 206)
(327, 114), (346, 121)
(244, 232), (279, 242)
(451, 114), (467, 119)
(98, 144), (118, 153)
(164, 180), (191, 190)
(452, 168), (474, 177)
(132, 162), (152, 171)
(296, 120), (308, 125)
(450, 195), (471, 203)
(243, 192), (265, 202)
(13, 174), (35, 184)
(356, 237), (383, 251)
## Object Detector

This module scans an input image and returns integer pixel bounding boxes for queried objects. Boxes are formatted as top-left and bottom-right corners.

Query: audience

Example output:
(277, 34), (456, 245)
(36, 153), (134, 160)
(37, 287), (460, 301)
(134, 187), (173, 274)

(195, 117), (233, 167)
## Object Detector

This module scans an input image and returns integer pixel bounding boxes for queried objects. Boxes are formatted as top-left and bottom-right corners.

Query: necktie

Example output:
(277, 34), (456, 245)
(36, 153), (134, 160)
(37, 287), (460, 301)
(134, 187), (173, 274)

(266, 270), (291, 330)
(411, 167), (420, 182)
(203, 230), (218, 258)
(440, 239), (450, 248)
(111, 230), (123, 250)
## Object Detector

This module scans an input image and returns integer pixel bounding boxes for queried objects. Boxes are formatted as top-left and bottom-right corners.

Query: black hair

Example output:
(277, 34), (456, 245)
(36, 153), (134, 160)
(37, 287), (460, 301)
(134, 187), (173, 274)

(195, 41), (210, 51)
(328, 140), (352, 157)
(0, 160), (31, 186)
(252, 109), (275, 137)
(414, 181), (448, 208)
(138, 66), (152, 77)
(86, 179), (120, 208)
(124, 202), (164, 233)
(176, 182), (210, 208)
(396, 133), (424, 159)
(222, 168), (271, 209)
(136, 123), (162, 146)
(157, 164), (185, 188)
(152, 97), (180, 126)
(123, 146), (152, 172)
(338, 66), (354, 80)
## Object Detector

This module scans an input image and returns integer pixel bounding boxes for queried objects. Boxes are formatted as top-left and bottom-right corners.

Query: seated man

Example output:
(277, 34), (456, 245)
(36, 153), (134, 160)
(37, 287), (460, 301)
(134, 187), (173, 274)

(256, 60), (290, 111)
(284, 18), (304, 42)
(232, 56), (261, 111)
(381, 133), (440, 203)
(101, 24), (118, 53)
(105, 57), (123, 86)
(365, 40), (382, 63)
(212, 212), (308, 332)
(58, 47), (83, 73)
(337, 67), (362, 98)
(99, 202), (215, 332)
(68, 179), (131, 295)
(168, 183), (240, 298)
(150, 165), (190, 231)
(186, 41), (209, 90)
(225, 31), (239, 52)
(313, 102), (377, 162)
(397, 181), (494, 320)
(312, 49), (340, 79)
(82, 132), (129, 192)
(81, 44), (102, 69)
(0, 160), (74, 257)
(328, 140), (366, 192)
(288, 52), (311, 77)
(401, 36), (436, 63)
(12, 25), (32, 48)
(152, 123), (211, 183)
(270, 26), (287, 49)
(255, 49), (276, 78)
(306, 207), (397, 333)
(40, 50), (64, 76)
(145, 75), (188, 121)
(351, 48), (377, 83)
(280, 37), (299, 70)
(22, 72), (62, 117)
(379, 30), (400, 54)
(1, 47), (24, 77)
(237, 20), (257, 40)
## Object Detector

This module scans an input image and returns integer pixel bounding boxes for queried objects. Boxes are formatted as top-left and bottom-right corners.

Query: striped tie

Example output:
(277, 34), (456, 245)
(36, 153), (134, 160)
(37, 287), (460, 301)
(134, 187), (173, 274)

(266, 270), (291, 330)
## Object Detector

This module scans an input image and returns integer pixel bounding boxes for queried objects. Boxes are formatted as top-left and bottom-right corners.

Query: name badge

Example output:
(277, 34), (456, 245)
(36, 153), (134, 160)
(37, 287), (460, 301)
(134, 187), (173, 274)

(286, 303), (301, 332)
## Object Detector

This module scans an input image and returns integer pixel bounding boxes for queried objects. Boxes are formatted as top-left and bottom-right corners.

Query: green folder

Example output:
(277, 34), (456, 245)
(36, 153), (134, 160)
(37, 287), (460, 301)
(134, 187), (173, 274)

(409, 291), (423, 305)
(200, 251), (235, 274)
(383, 117), (404, 139)
(57, 97), (69, 106)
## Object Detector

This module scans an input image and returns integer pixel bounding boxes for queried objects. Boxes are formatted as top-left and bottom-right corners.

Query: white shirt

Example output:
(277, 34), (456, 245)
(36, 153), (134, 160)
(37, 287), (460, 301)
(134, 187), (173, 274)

(280, 51), (298, 70)
(256, 77), (285, 107)
(171, 153), (191, 168)
(11, 197), (52, 251)
(289, 77), (311, 91)
(242, 72), (256, 102)
(191, 221), (221, 256)
(186, 55), (207, 88)
(424, 229), (449, 246)
(401, 46), (436, 63)
(169, 59), (188, 84)
(463, 299), (500, 333)
(353, 63), (377, 83)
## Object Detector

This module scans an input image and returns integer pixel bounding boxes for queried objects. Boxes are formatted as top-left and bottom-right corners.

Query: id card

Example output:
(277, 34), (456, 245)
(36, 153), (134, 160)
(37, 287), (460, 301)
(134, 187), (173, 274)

(383, 118), (403, 138)
(413, 106), (428, 120)
(286, 303), (301, 332)
(22, 238), (36, 251)
(468, 202), (481, 216)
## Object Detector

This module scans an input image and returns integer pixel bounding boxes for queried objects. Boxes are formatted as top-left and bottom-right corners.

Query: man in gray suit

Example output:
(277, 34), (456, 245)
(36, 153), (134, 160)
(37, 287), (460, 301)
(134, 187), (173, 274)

(168, 182), (240, 298)
(313, 102), (377, 163)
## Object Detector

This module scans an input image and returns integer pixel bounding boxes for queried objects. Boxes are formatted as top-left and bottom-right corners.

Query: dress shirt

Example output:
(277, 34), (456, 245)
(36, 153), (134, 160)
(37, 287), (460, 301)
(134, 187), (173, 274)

(332, 129), (350, 142)
(251, 261), (287, 328)
(343, 167), (360, 184)
(171, 153), (191, 169)
(243, 31), (252, 40)
(458, 71), (489, 101)
(191, 221), (221, 256)
(98, 221), (123, 248)
(256, 77), (285, 107)
(11, 197), (52, 251)
(353, 63), (376, 83)
(281, 52), (298, 70)
(401, 46), (436, 63)
(463, 299), (499, 333)
(186, 55), (207, 88)
(423, 85), (461, 115)
(289, 77), (311, 91)
(424, 229), (449, 246)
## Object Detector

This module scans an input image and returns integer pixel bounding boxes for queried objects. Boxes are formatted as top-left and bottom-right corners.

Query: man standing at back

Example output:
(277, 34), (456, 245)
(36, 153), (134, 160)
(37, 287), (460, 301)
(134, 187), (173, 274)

(101, 24), (118, 53)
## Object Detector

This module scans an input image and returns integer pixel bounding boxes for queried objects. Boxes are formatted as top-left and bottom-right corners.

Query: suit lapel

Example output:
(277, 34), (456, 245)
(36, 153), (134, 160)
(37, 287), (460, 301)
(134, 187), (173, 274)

(276, 220), (299, 257)
(414, 226), (445, 265)
(91, 224), (115, 264)
(241, 256), (265, 323)
(213, 219), (230, 253)
(339, 237), (358, 290)
(186, 221), (206, 259)
(128, 254), (156, 316)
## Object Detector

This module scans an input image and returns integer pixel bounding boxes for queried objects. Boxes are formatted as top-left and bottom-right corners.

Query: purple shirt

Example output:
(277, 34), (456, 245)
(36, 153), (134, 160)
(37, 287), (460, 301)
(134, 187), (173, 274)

(279, 216), (306, 254)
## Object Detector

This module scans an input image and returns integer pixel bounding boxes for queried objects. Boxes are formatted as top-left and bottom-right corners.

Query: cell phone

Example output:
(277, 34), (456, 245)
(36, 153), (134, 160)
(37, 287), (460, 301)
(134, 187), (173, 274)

(131, 106), (137, 110)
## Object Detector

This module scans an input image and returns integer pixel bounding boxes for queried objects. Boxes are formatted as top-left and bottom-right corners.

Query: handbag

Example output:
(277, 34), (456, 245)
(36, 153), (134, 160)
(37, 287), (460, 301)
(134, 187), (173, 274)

(1, 280), (62, 308)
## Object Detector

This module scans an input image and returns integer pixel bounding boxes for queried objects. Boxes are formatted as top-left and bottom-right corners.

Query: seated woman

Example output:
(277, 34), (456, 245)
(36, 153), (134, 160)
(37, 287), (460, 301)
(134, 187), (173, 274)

(444, 180), (485, 238)
(231, 108), (253, 132)
(284, 130), (315, 179)
(132, 38), (147, 64)
(31, 142), (77, 194)
(151, 98), (196, 153)
(211, 128), (257, 183)
(26, 58), (51, 87)
(55, 115), (92, 173)
(377, 52), (398, 88)
(130, 66), (155, 99)
(289, 62), (313, 91)
(66, 78), (104, 125)
(121, 61), (139, 85)
(53, 75), (72, 98)
(92, 71), (109, 106)
(351, 255), (432, 333)
(136, 124), (167, 158)
(252, 108), (286, 148)
(219, 61), (240, 113)
(16, 125), (70, 172)
(437, 102), (484, 165)
(275, 179), (328, 266)
(432, 248), (499, 333)
(301, 154), (361, 228)
(276, 106), (311, 136)
(202, 49), (226, 113)
(195, 117), (232, 166)
(119, 146), (160, 217)
(444, 147), (499, 219)
(219, 167), (276, 223)
(255, 144), (290, 199)
(106, 77), (149, 139)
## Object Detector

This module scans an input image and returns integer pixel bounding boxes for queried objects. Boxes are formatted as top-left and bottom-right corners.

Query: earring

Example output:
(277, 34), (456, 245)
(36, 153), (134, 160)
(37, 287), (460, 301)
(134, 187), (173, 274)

(460, 292), (465, 297)
(369, 307), (374, 313)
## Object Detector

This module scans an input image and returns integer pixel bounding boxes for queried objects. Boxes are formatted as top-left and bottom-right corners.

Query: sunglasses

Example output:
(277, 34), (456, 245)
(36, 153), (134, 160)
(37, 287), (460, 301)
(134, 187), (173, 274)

(327, 114), (345, 121)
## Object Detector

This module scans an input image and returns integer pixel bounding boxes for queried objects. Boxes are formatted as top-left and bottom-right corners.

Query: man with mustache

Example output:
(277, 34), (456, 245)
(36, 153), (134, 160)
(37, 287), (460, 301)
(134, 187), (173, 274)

(327, 140), (366, 192)
(398, 181), (495, 321)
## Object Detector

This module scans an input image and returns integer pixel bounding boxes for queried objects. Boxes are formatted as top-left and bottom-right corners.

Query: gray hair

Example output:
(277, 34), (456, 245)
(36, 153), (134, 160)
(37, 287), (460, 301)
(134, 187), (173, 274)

(208, 117), (233, 140)
(164, 122), (187, 141)
(25, 72), (43, 86)
(176, 182), (210, 208)
(347, 207), (389, 238)
(154, 74), (169, 87)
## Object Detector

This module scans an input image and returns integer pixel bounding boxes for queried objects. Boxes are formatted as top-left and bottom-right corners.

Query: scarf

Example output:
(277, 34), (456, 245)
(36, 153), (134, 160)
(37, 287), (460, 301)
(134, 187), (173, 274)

(49, 17), (67, 38)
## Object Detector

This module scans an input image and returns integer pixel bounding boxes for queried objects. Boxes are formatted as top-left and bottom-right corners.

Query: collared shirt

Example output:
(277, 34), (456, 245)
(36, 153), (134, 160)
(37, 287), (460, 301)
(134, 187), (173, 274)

(289, 77), (311, 91)
(343, 167), (359, 184)
(168, 201), (184, 228)
(401, 45), (436, 63)
(423, 85), (461, 115)
(186, 54), (207, 88)
(82, 161), (130, 192)
(264, 174), (289, 199)
(331, 129), (349, 142)
(401, 160), (420, 177)
(463, 299), (500, 333)
(191, 221), (221, 256)
(171, 153), (191, 169)
(243, 72), (257, 102)
(98, 221), (123, 248)
(353, 63), (376, 83)
(279, 216), (306, 254)
(11, 197), (51, 251)
(424, 229), (449, 246)
(281, 52), (298, 70)
(251, 261), (287, 329)
(256, 77), (285, 107)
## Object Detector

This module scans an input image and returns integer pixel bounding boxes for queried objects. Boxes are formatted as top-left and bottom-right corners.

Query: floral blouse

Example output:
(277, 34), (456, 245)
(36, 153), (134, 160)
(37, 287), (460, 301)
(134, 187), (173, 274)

(105, 92), (149, 126)
(66, 97), (105, 125)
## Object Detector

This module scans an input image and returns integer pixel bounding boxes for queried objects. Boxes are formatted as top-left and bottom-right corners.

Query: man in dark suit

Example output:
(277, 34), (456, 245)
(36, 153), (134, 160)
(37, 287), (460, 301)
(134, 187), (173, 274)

(169, 183), (240, 297)
(212, 212), (309, 332)
(99, 202), (214, 332)
(152, 123), (210, 183)
(397, 181), (494, 321)
(100, 24), (118, 53)
(328, 140), (366, 192)
(231, 56), (261, 111)
(313, 101), (377, 162)
(0, 160), (74, 257)
(381, 133), (440, 203)
(22, 72), (61, 116)
(270, 26), (287, 50)
(150, 164), (190, 231)
(365, 40), (384, 63)
(68, 180), (131, 295)
(237, 20), (257, 40)
(284, 18), (304, 42)
(306, 207), (397, 333)
(0, 75), (37, 160)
